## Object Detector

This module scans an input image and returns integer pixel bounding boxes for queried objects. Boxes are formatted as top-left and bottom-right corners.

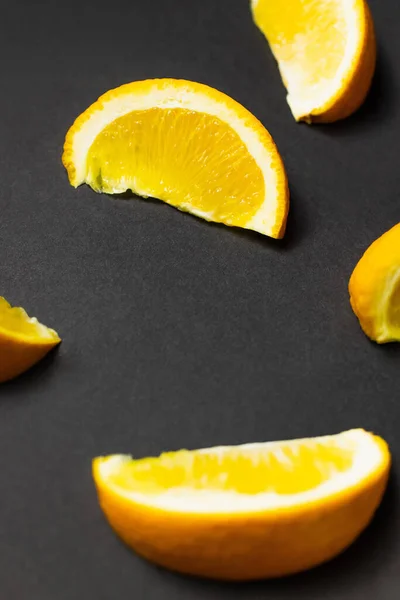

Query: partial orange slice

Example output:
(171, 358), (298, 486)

(349, 223), (400, 343)
(251, 0), (376, 123)
(0, 296), (60, 383)
(63, 79), (289, 238)
(93, 429), (389, 580)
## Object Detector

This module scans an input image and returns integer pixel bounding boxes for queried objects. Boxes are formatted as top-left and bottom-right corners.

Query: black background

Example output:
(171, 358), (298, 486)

(0, 0), (399, 598)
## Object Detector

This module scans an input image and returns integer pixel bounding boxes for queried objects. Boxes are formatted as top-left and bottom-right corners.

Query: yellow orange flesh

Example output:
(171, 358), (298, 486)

(87, 108), (265, 229)
(253, 0), (347, 93)
(93, 429), (390, 580)
(63, 79), (289, 238)
(251, 0), (376, 122)
(109, 439), (354, 496)
(349, 223), (400, 343)
(388, 281), (400, 332)
(0, 297), (60, 383)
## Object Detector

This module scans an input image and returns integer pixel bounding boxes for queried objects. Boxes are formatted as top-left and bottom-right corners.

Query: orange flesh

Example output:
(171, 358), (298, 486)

(388, 279), (400, 330)
(0, 297), (58, 341)
(86, 108), (265, 227)
(109, 441), (354, 496)
(253, 0), (347, 96)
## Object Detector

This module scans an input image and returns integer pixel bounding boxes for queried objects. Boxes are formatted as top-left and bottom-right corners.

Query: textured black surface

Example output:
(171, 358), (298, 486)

(0, 0), (399, 597)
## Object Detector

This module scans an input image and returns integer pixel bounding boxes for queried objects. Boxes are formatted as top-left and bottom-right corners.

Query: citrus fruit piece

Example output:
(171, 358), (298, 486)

(62, 79), (289, 238)
(92, 429), (389, 580)
(0, 296), (60, 383)
(349, 223), (400, 343)
(250, 0), (376, 123)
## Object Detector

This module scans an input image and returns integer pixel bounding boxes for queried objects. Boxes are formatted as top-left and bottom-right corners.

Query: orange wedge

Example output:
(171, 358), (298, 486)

(0, 296), (60, 383)
(63, 79), (289, 238)
(93, 429), (389, 580)
(251, 0), (376, 123)
(349, 223), (400, 343)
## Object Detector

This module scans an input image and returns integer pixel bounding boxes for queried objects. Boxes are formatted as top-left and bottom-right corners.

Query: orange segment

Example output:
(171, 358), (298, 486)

(63, 79), (289, 238)
(0, 296), (60, 383)
(349, 223), (400, 343)
(93, 429), (390, 580)
(251, 0), (376, 123)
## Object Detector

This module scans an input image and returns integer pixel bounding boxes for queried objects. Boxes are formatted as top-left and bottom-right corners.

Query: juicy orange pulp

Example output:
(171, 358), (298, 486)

(253, 0), (347, 101)
(0, 297), (58, 342)
(86, 108), (265, 228)
(388, 280), (400, 332)
(109, 439), (354, 496)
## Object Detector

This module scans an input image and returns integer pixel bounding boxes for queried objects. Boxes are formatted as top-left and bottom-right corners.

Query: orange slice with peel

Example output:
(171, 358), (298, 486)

(0, 296), (60, 383)
(93, 429), (389, 580)
(63, 79), (289, 238)
(349, 223), (400, 343)
(251, 0), (376, 123)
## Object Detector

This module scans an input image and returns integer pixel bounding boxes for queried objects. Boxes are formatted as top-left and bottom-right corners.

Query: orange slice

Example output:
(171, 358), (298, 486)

(93, 429), (389, 580)
(251, 0), (376, 123)
(0, 296), (60, 383)
(349, 223), (400, 343)
(63, 79), (289, 238)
